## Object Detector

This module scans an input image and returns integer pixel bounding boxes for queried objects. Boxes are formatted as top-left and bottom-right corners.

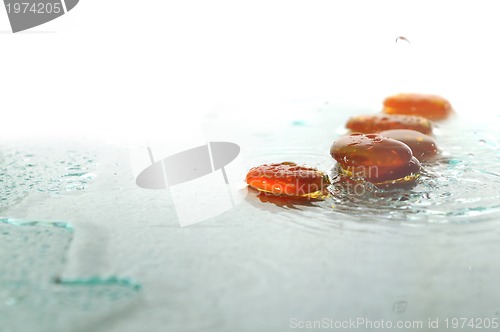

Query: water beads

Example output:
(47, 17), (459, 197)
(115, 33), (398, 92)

(330, 133), (421, 184)
(245, 162), (329, 198)
(245, 93), (451, 200)
(330, 133), (412, 167)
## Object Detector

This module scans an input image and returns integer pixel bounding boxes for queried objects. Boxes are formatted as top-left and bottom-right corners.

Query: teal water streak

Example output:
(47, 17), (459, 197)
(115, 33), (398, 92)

(0, 218), (141, 332)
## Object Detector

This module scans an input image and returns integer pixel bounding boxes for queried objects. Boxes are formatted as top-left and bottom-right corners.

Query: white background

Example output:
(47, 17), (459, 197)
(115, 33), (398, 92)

(1, 0), (499, 141)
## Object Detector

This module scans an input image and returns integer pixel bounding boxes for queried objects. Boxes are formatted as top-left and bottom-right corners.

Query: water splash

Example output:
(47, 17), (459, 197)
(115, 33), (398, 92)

(245, 107), (500, 226)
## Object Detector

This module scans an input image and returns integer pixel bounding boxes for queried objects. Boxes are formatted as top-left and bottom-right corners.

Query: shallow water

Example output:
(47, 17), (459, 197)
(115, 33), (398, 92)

(0, 146), (96, 210)
(0, 219), (141, 332)
(239, 105), (500, 226)
(1, 104), (500, 332)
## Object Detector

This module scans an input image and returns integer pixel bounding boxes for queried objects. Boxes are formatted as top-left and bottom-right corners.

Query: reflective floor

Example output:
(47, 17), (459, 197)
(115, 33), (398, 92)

(1, 103), (500, 332)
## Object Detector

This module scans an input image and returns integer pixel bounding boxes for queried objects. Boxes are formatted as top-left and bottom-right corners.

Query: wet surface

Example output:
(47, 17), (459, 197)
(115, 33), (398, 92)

(1, 103), (499, 332)
(240, 104), (500, 225)
(0, 146), (96, 209)
(0, 219), (141, 332)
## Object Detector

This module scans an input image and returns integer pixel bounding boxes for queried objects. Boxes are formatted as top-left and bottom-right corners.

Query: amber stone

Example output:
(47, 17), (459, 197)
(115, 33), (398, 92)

(245, 162), (328, 197)
(346, 114), (433, 135)
(330, 133), (413, 168)
(379, 129), (438, 161)
(383, 93), (452, 120)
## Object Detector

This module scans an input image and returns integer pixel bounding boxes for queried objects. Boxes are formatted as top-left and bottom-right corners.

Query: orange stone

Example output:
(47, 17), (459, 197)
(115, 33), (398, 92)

(346, 114), (433, 135)
(245, 162), (329, 197)
(330, 133), (413, 168)
(379, 129), (438, 161)
(339, 157), (421, 183)
(383, 93), (452, 120)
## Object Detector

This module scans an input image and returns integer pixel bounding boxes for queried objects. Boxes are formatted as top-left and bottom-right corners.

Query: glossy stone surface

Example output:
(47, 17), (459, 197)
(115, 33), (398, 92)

(338, 156), (421, 183)
(246, 162), (328, 197)
(330, 133), (413, 168)
(379, 129), (438, 161)
(383, 93), (452, 120)
(346, 114), (433, 135)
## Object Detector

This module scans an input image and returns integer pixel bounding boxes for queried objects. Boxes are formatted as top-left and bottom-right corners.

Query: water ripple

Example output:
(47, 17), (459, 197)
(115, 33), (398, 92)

(245, 114), (500, 227)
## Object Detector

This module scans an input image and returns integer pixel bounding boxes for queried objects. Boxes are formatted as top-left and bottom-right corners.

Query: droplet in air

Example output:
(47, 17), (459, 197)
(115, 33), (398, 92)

(395, 36), (411, 45)
(478, 139), (486, 145)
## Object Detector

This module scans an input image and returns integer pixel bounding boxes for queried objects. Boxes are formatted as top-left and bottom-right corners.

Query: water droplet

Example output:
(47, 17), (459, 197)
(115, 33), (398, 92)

(479, 139), (486, 145)
(80, 173), (96, 180)
(291, 120), (306, 127)
(395, 36), (410, 45)
(399, 195), (409, 201)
